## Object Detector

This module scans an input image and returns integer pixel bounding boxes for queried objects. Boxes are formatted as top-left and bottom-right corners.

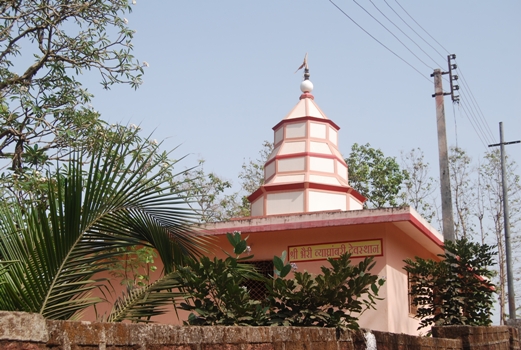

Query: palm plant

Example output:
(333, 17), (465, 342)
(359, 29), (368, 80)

(0, 132), (209, 320)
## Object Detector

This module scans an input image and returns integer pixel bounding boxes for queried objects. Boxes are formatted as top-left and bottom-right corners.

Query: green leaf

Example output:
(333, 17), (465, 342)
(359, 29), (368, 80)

(370, 283), (378, 295)
(280, 264), (292, 278)
(273, 256), (284, 272)
(226, 232), (237, 247)
(234, 239), (247, 255)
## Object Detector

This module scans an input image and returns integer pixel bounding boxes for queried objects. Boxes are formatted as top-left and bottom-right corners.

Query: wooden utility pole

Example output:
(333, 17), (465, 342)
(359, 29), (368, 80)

(488, 122), (520, 320)
(431, 68), (455, 242)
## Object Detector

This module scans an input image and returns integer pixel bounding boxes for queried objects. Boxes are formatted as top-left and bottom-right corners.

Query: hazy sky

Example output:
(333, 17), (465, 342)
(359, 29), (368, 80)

(89, 1), (521, 196)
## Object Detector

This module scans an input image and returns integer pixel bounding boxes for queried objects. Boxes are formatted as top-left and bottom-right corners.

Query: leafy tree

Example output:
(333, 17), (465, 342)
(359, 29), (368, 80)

(105, 246), (158, 288)
(170, 141), (274, 222)
(177, 159), (238, 223)
(401, 148), (437, 221)
(0, 0), (144, 197)
(401, 146), (521, 323)
(479, 150), (521, 323)
(239, 140), (273, 195)
(449, 147), (476, 239)
(229, 140), (274, 217)
(346, 143), (408, 208)
(0, 131), (208, 320)
(404, 238), (496, 331)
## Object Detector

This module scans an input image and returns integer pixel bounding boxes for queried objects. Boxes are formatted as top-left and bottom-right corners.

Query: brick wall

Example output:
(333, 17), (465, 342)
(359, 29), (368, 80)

(432, 325), (517, 350)
(0, 311), (517, 350)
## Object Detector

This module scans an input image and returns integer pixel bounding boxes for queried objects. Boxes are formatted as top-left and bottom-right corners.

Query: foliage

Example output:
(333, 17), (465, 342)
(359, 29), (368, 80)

(176, 232), (268, 326)
(267, 253), (385, 329)
(228, 140), (274, 217)
(449, 147), (476, 239)
(239, 140), (273, 195)
(106, 270), (185, 323)
(0, 124), (171, 215)
(179, 140), (273, 221)
(400, 145), (521, 324)
(478, 149), (521, 323)
(401, 148), (437, 221)
(346, 143), (408, 208)
(0, 131), (208, 320)
(105, 246), (158, 288)
(0, 0), (144, 198)
(176, 232), (385, 329)
(176, 159), (240, 223)
(404, 238), (496, 330)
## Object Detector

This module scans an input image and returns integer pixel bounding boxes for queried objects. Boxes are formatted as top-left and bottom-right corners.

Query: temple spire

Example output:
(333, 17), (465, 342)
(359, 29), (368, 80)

(247, 58), (366, 217)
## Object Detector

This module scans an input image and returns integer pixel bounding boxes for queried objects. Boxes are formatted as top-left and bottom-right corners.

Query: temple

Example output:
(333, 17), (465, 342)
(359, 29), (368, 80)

(85, 59), (444, 335)
(203, 61), (444, 335)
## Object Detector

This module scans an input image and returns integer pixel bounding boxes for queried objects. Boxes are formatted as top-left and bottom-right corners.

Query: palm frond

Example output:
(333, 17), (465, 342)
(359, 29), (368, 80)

(107, 271), (184, 323)
(0, 131), (211, 319)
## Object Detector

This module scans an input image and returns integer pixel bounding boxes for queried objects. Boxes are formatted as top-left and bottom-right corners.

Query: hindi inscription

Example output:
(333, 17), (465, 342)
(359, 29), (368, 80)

(288, 239), (383, 262)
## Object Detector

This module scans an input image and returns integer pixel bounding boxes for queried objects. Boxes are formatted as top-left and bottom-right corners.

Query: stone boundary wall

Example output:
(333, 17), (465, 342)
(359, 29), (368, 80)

(0, 311), (518, 350)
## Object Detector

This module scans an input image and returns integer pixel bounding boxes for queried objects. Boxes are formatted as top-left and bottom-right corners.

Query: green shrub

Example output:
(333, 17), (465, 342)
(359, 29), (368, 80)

(177, 232), (385, 329)
(404, 238), (496, 330)
(267, 252), (385, 329)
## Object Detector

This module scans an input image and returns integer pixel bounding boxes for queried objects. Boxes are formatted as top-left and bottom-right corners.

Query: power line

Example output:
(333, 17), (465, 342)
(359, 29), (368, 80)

(328, 0), (498, 154)
(457, 105), (488, 149)
(367, 0), (444, 69)
(393, 0), (451, 56)
(351, 0), (435, 71)
(328, 0), (431, 83)
(455, 60), (497, 143)
(457, 100), (491, 149)
(458, 88), (495, 145)
(383, 0), (447, 62)
(452, 99), (458, 148)
(384, 1), (497, 147)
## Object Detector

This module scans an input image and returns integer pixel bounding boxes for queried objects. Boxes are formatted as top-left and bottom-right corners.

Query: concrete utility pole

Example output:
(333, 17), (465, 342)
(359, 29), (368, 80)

(431, 68), (455, 242)
(488, 122), (520, 320)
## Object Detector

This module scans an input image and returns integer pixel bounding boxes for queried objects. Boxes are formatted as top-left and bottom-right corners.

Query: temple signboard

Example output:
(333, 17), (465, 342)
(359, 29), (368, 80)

(288, 239), (383, 262)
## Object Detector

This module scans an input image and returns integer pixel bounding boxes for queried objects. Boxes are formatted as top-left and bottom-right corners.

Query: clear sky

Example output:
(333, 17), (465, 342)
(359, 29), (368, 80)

(89, 1), (521, 195)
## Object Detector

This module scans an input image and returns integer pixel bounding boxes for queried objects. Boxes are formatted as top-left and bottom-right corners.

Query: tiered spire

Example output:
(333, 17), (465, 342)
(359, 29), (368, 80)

(248, 56), (365, 216)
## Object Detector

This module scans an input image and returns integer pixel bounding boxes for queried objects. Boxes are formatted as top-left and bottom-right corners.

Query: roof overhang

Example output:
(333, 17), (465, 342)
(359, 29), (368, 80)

(203, 206), (444, 256)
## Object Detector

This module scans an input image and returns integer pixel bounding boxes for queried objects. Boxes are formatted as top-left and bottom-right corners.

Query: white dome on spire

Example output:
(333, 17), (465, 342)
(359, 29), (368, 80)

(300, 80), (313, 93)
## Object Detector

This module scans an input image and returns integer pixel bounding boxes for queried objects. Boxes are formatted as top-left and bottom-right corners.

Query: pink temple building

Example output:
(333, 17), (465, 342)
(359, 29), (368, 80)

(86, 63), (443, 335)
(202, 66), (444, 335)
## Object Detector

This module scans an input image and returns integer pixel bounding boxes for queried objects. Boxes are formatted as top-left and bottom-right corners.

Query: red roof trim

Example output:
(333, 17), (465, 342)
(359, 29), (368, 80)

(264, 152), (345, 168)
(248, 187), (265, 203)
(247, 182), (366, 203)
(272, 116), (340, 132)
(407, 213), (444, 247)
(346, 187), (367, 203)
(299, 93), (314, 100)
